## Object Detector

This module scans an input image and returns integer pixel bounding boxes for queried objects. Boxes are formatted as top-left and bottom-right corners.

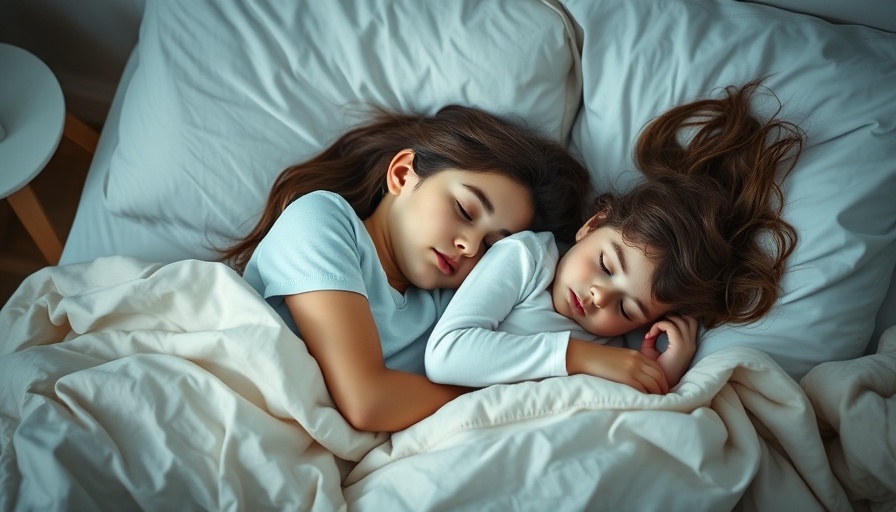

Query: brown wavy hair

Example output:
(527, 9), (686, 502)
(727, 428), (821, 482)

(595, 80), (803, 328)
(220, 105), (592, 272)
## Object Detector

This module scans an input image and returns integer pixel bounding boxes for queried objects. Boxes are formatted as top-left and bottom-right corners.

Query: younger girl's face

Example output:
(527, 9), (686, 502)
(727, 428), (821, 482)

(390, 167), (534, 291)
(551, 222), (670, 337)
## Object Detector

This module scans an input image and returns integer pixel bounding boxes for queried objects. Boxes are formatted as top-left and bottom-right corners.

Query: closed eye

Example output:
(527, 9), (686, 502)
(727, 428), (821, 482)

(599, 253), (611, 275)
(456, 200), (472, 221)
(601, 253), (633, 320)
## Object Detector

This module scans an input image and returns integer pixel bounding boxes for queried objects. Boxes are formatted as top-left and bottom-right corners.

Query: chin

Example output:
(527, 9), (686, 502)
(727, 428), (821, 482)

(413, 272), (450, 291)
(411, 277), (438, 291)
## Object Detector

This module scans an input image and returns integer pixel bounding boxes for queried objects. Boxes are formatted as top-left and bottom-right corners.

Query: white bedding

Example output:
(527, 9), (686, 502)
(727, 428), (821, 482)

(2, 257), (894, 510)
(60, 0), (896, 379)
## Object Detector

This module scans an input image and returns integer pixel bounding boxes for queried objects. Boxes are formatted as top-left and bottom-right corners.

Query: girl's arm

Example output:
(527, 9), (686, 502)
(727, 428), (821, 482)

(428, 232), (669, 394)
(566, 340), (669, 394)
(426, 233), (570, 386)
(286, 291), (470, 433)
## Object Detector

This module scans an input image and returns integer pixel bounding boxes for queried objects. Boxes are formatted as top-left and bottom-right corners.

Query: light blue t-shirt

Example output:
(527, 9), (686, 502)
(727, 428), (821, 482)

(242, 191), (453, 374)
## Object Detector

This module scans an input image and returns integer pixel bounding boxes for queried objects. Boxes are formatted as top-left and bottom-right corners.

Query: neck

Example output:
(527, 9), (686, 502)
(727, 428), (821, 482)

(363, 199), (410, 293)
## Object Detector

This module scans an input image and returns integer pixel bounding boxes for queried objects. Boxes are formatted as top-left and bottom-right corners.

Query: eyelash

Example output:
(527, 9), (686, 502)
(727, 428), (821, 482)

(599, 253), (611, 276)
(599, 253), (632, 321)
(456, 200), (492, 250)
(456, 200), (472, 221)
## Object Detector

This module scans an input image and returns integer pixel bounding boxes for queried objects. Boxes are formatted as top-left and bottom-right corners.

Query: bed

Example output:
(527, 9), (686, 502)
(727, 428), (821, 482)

(2, 0), (895, 510)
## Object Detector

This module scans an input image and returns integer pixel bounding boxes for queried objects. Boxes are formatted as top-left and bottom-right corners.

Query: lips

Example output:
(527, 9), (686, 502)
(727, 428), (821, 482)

(569, 289), (586, 316)
(434, 250), (457, 275)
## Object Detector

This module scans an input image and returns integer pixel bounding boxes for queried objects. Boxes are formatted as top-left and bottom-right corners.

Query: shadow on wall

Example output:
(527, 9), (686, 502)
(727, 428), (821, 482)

(0, 0), (145, 126)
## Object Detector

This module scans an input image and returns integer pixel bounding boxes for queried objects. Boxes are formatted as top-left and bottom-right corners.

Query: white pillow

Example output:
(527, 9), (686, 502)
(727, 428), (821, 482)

(561, 0), (896, 379)
(106, 0), (581, 240)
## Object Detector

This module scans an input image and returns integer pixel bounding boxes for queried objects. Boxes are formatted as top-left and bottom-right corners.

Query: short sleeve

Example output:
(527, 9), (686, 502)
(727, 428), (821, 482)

(253, 192), (371, 299)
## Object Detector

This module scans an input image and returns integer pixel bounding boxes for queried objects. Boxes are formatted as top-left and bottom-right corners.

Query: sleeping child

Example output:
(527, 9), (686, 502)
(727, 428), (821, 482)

(425, 80), (805, 392)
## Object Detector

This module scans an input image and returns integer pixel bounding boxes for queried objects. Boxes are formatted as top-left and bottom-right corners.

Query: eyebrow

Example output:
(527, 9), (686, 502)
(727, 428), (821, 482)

(612, 241), (651, 319)
(463, 184), (512, 237)
(463, 184), (494, 214)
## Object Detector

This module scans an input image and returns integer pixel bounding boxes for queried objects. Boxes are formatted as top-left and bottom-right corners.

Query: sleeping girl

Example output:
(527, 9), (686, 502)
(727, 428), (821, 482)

(425, 80), (805, 392)
(220, 105), (593, 432)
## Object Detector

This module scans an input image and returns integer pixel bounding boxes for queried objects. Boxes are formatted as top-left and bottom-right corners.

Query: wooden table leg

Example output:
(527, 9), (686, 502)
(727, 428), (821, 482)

(64, 112), (99, 155)
(7, 184), (62, 265)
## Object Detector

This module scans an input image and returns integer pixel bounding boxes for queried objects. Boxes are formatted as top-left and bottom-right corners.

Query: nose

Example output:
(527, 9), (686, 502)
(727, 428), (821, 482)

(455, 230), (484, 258)
(589, 285), (613, 309)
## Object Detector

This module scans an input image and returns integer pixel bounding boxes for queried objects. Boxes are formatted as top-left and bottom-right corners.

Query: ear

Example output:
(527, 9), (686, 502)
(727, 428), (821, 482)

(575, 210), (608, 242)
(385, 149), (419, 195)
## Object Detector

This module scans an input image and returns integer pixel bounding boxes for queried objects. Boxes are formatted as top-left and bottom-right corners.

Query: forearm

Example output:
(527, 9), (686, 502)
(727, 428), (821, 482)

(338, 369), (470, 432)
(566, 338), (669, 394)
(426, 328), (569, 386)
(285, 291), (470, 431)
(566, 338), (604, 375)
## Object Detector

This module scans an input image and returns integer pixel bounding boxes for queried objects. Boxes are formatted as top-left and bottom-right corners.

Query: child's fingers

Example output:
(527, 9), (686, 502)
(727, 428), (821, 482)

(639, 359), (669, 394)
(644, 367), (669, 395)
(629, 372), (665, 395)
(611, 352), (669, 394)
(665, 314), (698, 337)
(644, 321), (670, 339)
(656, 315), (699, 344)
(641, 334), (657, 351)
(663, 315), (689, 335)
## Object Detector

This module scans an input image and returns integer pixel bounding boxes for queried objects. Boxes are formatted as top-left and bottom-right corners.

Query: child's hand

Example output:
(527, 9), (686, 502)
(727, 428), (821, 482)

(640, 314), (698, 388)
(567, 340), (669, 394)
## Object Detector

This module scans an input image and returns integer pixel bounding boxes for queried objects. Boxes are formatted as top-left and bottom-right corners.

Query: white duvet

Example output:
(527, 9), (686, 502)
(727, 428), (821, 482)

(1, 257), (893, 511)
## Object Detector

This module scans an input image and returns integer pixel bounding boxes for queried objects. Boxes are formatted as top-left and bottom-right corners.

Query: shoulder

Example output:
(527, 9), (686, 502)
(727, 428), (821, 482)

(263, 191), (366, 256)
(252, 191), (373, 289)
(284, 190), (355, 219)
(491, 231), (558, 266)
(473, 231), (558, 285)
(277, 191), (360, 234)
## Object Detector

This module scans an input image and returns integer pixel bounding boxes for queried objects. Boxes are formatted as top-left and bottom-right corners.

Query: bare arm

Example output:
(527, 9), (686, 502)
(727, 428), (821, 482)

(286, 291), (470, 432)
(566, 339), (670, 394)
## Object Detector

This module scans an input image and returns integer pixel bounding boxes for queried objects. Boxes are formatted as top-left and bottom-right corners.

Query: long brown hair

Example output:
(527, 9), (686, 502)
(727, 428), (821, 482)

(595, 80), (803, 328)
(220, 105), (592, 272)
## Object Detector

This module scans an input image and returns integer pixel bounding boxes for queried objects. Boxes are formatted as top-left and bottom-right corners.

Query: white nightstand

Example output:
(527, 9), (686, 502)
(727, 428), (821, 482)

(0, 42), (98, 265)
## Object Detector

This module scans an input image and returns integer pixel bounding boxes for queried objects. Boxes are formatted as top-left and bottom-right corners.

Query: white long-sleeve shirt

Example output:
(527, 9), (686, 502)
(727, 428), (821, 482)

(425, 231), (615, 386)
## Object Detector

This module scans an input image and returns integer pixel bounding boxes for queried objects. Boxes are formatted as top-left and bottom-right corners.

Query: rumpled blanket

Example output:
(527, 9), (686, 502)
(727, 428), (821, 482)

(0, 257), (892, 510)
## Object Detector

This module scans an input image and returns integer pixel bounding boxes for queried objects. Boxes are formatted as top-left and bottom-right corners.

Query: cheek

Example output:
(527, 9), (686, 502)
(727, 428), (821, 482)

(410, 205), (452, 242)
(561, 254), (591, 284)
(588, 314), (628, 338)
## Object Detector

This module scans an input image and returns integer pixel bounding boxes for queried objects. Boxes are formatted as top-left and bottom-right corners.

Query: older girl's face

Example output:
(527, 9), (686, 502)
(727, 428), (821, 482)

(383, 154), (533, 291)
(551, 220), (671, 337)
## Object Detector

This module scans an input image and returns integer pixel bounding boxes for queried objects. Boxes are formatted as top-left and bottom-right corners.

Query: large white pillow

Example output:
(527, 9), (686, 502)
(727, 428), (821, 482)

(561, 0), (896, 379)
(105, 0), (581, 240)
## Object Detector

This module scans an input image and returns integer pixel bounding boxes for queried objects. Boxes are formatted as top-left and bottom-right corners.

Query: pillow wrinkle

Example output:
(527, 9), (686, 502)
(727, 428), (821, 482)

(104, 0), (581, 240)
(562, 0), (896, 380)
